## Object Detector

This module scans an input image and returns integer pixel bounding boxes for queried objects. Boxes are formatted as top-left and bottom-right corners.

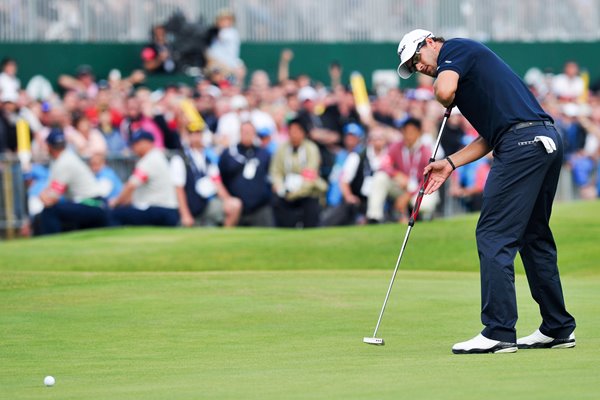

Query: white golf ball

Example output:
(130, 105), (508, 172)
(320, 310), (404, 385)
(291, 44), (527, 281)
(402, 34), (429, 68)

(44, 376), (55, 386)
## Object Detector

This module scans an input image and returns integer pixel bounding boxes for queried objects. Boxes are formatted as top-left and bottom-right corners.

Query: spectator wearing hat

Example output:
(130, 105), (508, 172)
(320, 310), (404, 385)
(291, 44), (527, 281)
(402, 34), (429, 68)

(170, 125), (242, 227)
(110, 131), (179, 226)
(219, 121), (273, 226)
(270, 118), (327, 228)
(325, 122), (365, 209)
(257, 125), (277, 155)
(296, 86), (340, 180)
(367, 118), (435, 223)
(326, 125), (389, 225)
(36, 128), (108, 235)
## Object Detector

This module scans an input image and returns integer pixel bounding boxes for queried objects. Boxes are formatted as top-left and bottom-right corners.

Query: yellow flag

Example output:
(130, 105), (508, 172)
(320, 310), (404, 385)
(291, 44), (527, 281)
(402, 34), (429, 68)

(180, 98), (206, 132)
(16, 119), (31, 153)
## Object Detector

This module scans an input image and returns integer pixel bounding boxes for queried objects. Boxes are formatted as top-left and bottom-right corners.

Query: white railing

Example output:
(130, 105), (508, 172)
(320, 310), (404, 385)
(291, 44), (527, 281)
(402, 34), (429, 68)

(0, 0), (598, 43)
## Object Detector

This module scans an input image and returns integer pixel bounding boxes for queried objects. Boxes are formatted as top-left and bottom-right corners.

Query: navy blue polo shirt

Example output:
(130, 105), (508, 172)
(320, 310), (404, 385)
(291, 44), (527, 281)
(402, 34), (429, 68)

(218, 145), (272, 214)
(437, 39), (551, 147)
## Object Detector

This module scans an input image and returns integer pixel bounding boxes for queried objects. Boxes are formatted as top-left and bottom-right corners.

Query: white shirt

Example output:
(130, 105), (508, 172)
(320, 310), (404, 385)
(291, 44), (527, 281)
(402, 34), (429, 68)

(207, 27), (242, 69)
(48, 149), (102, 202)
(216, 109), (276, 147)
(341, 147), (386, 183)
(0, 72), (20, 100)
(129, 149), (177, 209)
(552, 74), (584, 100)
(169, 149), (220, 187)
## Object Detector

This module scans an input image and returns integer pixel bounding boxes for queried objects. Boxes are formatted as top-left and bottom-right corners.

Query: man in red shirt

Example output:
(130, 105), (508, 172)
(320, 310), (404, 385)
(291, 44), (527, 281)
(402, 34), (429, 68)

(366, 118), (434, 223)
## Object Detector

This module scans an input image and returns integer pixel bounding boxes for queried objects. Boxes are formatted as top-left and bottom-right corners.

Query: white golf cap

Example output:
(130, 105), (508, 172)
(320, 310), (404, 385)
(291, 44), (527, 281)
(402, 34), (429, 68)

(298, 86), (318, 103)
(396, 29), (433, 79)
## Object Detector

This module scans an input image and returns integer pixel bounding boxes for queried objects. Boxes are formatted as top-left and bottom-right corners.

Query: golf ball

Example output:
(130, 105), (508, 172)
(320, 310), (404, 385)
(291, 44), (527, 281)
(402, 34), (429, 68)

(44, 376), (55, 386)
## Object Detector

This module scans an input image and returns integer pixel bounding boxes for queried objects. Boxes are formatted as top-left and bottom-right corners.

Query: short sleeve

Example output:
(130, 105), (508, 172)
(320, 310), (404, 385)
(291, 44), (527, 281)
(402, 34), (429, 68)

(130, 156), (152, 187)
(341, 152), (361, 183)
(169, 155), (187, 187)
(436, 40), (474, 78)
(48, 157), (71, 195)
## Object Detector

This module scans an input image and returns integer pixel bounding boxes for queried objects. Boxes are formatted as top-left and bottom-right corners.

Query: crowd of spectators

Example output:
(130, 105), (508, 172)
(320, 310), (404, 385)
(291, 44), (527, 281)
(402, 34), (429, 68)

(1, 17), (600, 236)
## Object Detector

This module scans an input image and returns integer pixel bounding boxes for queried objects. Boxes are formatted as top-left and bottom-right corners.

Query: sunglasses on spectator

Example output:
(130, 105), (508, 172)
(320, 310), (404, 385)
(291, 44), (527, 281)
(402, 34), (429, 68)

(406, 40), (428, 74)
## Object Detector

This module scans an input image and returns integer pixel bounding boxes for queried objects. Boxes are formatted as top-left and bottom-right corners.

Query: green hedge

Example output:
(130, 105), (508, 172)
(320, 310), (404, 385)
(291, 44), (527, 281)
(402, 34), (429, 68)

(1, 41), (598, 91)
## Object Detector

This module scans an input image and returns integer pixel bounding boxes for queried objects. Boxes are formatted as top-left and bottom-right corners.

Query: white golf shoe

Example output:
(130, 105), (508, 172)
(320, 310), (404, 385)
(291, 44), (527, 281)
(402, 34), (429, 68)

(452, 333), (518, 354)
(517, 329), (576, 349)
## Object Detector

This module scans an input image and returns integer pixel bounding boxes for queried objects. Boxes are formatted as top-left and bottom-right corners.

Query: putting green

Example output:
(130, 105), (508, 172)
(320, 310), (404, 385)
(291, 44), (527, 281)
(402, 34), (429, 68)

(1, 201), (599, 399)
(2, 270), (598, 399)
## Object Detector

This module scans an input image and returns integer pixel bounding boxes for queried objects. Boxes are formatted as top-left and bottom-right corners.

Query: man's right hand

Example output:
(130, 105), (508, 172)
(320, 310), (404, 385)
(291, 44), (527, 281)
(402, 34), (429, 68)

(181, 212), (195, 227)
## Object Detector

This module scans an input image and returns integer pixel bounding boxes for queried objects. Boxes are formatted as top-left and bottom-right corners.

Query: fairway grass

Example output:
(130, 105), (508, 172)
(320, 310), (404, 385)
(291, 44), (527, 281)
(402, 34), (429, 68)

(1, 201), (599, 399)
(1, 270), (598, 400)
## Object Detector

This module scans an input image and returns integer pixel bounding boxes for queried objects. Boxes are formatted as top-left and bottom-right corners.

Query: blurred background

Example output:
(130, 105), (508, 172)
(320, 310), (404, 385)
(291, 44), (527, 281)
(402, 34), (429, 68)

(1, 0), (599, 238)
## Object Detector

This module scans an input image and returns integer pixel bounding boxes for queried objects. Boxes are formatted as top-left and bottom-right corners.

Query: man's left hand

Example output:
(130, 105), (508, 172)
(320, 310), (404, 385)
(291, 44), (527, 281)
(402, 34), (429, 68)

(423, 159), (454, 195)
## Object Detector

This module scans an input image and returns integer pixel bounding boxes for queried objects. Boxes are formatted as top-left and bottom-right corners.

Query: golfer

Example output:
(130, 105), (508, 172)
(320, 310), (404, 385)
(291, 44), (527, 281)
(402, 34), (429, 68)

(396, 29), (576, 354)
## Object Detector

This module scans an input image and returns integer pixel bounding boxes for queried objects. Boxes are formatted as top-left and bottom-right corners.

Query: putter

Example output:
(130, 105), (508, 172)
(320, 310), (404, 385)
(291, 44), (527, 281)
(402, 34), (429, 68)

(364, 106), (453, 346)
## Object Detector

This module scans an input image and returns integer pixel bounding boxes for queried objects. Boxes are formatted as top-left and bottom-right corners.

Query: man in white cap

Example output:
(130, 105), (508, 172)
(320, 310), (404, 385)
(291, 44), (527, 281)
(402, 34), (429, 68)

(395, 29), (576, 354)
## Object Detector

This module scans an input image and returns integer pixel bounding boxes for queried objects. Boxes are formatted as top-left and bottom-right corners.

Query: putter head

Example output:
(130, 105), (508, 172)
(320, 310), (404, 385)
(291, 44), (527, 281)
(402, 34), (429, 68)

(363, 337), (385, 345)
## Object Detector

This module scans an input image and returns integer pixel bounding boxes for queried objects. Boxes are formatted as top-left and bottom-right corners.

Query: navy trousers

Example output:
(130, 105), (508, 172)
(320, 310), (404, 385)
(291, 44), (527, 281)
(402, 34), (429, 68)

(40, 202), (108, 235)
(476, 125), (576, 343)
(110, 206), (179, 227)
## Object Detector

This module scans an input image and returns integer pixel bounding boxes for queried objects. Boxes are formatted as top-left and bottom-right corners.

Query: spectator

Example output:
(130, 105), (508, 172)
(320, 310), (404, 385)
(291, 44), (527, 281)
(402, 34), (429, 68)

(0, 92), (18, 152)
(552, 61), (585, 102)
(58, 65), (99, 99)
(215, 94), (276, 149)
(219, 121), (273, 226)
(110, 131), (179, 226)
(325, 122), (365, 209)
(320, 85), (362, 136)
(170, 125), (242, 227)
(296, 86), (340, 179)
(205, 9), (245, 84)
(367, 118), (434, 223)
(327, 125), (389, 225)
(98, 109), (127, 156)
(120, 95), (164, 148)
(89, 152), (123, 201)
(0, 57), (20, 101)
(270, 118), (327, 228)
(69, 113), (108, 158)
(37, 129), (107, 235)
(141, 25), (176, 74)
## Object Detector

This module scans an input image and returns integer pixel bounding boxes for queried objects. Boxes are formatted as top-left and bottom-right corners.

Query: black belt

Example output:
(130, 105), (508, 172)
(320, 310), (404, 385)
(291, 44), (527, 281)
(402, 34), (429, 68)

(509, 120), (554, 131)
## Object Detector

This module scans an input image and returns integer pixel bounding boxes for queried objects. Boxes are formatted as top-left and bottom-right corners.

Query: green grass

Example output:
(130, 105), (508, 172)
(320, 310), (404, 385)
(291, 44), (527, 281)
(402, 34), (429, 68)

(1, 201), (599, 399)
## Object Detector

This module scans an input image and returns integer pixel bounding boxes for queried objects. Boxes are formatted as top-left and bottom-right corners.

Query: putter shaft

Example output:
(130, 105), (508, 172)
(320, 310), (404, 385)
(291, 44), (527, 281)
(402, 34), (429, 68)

(366, 107), (453, 344)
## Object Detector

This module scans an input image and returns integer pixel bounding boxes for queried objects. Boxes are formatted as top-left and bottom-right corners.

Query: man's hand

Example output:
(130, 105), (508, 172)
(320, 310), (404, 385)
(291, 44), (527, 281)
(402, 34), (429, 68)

(180, 211), (195, 227)
(423, 159), (454, 195)
(344, 194), (361, 205)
